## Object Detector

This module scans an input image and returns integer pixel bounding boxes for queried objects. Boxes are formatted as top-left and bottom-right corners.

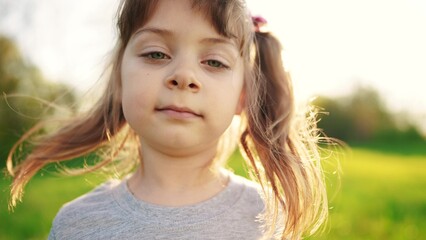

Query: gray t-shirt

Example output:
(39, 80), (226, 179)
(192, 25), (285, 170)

(48, 172), (267, 240)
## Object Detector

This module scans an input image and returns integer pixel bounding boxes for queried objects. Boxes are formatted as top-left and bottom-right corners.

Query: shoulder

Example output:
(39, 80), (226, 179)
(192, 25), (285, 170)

(228, 174), (288, 240)
(231, 173), (263, 200)
(49, 179), (124, 239)
(57, 179), (120, 215)
(227, 172), (265, 217)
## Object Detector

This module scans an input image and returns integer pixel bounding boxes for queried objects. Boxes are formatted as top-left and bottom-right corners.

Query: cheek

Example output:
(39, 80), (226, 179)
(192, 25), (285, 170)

(228, 69), (245, 111)
(211, 76), (244, 121)
(121, 88), (143, 127)
(121, 85), (157, 136)
(121, 81), (155, 112)
(121, 75), (157, 125)
(121, 57), (157, 104)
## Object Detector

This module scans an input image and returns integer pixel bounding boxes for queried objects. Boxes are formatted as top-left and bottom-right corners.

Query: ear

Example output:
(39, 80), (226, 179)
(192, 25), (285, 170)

(235, 90), (246, 115)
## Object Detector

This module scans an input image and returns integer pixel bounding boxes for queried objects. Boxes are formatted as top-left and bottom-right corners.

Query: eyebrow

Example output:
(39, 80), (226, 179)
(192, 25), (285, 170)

(133, 27), (173, 38)
(132, 27), (237, 48)
(200, 37), (237, 48)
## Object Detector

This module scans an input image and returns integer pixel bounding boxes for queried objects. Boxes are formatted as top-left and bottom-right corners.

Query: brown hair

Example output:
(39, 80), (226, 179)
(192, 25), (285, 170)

(7, 0), (327, 239)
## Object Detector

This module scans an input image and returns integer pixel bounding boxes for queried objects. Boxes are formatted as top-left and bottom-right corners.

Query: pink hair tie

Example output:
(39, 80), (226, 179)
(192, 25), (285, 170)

(252, 15), (268, 32)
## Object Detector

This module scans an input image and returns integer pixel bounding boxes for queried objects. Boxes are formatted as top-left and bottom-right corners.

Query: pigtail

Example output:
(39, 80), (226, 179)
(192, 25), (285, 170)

(241, 31), (327, 238)
(6, 47), (130, 209)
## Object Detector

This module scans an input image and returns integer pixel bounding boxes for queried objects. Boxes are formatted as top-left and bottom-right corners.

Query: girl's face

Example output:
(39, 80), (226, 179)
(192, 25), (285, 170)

(121, 0), (244, 157)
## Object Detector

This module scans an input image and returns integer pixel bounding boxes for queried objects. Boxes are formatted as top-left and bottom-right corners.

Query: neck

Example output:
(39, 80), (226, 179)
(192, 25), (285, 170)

(127, 144), (228, 206)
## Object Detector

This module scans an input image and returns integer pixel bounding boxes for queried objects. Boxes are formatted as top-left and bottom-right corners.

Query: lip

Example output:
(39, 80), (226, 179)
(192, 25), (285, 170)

(155, 105), (202, 119)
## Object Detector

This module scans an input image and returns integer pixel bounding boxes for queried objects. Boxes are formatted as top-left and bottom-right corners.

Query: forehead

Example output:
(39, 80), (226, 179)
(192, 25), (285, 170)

(146, 0), (211, 32)
(137, 0), (233, 42)
(126, 0), (246, 35)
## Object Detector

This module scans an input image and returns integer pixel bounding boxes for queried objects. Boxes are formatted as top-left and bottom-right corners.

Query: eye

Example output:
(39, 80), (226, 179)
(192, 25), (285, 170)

(203, 59), (229, 69)
(141, 51), (170, 59)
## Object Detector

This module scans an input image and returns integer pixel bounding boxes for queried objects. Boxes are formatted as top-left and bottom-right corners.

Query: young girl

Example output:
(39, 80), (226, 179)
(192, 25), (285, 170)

(7, 0), (328, 239)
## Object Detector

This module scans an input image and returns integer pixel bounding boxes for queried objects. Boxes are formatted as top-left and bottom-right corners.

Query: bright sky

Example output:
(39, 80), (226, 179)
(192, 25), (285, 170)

(1, 0), (425, 128)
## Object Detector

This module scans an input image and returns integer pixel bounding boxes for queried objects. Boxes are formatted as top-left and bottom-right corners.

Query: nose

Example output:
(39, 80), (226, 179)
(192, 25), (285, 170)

(165, 62), (201, 93)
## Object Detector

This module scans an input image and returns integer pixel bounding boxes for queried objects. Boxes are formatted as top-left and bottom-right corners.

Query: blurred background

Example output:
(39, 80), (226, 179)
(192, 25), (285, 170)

(1, 0), (425, 239)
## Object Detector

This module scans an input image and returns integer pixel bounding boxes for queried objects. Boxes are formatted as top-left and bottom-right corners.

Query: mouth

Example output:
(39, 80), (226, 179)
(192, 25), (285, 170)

(155, 105), (202, 119)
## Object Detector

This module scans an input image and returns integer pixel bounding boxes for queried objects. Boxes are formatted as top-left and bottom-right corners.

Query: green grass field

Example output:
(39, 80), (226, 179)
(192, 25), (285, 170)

(1, 146), (425, 239)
